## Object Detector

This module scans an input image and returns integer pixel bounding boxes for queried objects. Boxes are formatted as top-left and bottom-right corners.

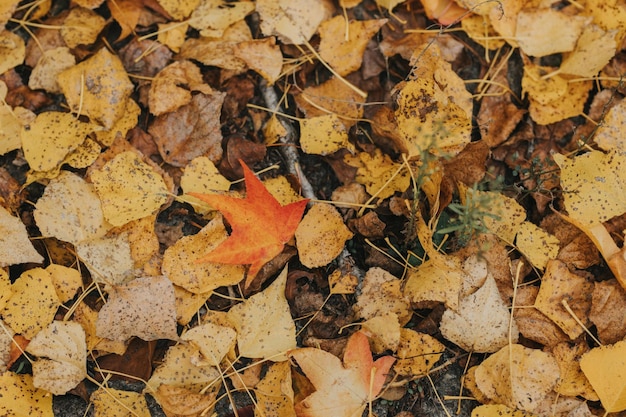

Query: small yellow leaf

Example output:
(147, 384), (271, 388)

(328, 269), (358, 295)
(26, 321), (86, 395)
(263, 176), (303, 206)
(58, 48), (134, 129)
(60, 7), (105, 48)
(172, 285), (211, 326)
(580, 340), (626, 412)
(73, 302), (127, 354)
(344, 149), (410, 199)
(28, 47), (75, 93)
(395, 328), (445, 377)
(180, 156), (231, 213)
(295, 203), (353, 269)
(91, 388), (150, 417)
(0, 30), (25, 75)
(404, 253), (463, 311)
(515, 221), (560, 270)
(515, 9), (588, 57)
(2, 268), (60, 339)
(21, 112), (100, 172)
(255, 361), (295, 417)
(300, 114), (354, 155)
(188, 0), (254, 38)
(553, 342), (599, 401)
(360, 313), (401, 353)
(227, 266), (296, 360)
(90, 151), (169, 227)
(355, 267), (412, 326)
(181, 322), (236, 366)
(296, 77), (365, 129)
(464, 188), (526, 244)
(560, 25), (617, 77)
(46, 264), (82, 304)
(0, 373), (53, 417)
(263, 114), (288, 145)
(0, 104), (34, 155)
(94, 98), (140, 147)
(256, 0), (327, 44)
(233, 37), (283, 84)
(0, 206), (43, 267)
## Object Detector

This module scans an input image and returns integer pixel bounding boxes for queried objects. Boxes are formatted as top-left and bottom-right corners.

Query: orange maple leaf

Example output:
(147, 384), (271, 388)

(189, 161), (308, 288)
(288, 331), (396, 417)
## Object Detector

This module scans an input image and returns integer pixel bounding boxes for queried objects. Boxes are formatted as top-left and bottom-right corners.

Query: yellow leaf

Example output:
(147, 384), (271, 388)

(181, 322), (236, 366)
(58, 48), (134, 129)
(46, 264), (82, 304)
(0, 104), (34, 155)
(515, 9), (587, 57)
(440, 275), (518, 353)
(27, 47), (75, 94)
(319, 16), (387, 76)
(148, 60), (209, 116)
(233, 37), (283, 84)
(172, 285), (211, 326)
(264, 114), (288, 145)
(263, 176), (304, 206)
(255, 361), (296, 417)
(188, 0), (254, 38)
(471, 404), (538, 417)
(328, 269), (358, 295)
(26, 321), (86, 395)
(181, 156), (232, 213)
(360, 313), (401, 353)
(21, 112), (100, 172)
(34, 171), (110, 245)
(157, 0), (199, 20)
(474, 344), (560, 412)
(344, 149), (410, 199)
(464, 188), (525, 244)
(593, 98), (626, 152)
(295, 203), (353, 269)
(404, 253), (463, 311)
(256, 0), (327, 44)
(0, 373), (53, 417)
(0, 206), (43, 267)
(580, 340), (626, 412)
(162, 215), (245, 293)
(560, 25), (617, 77)
(227, 266), (296, 360)
(2, 268), (60, 339)
(0, 318), (14, 373)
(60, 7), (105, 48)
(96, 276), (178, 342)
(0, 269), (11, 312)
(157, 21), (188, 53)
(90, 151), (168, 227)
(72, 302), (127, 354)
(553, 342), (599, 401)
(355, 267), (412, 326)
(0, 30), (25, 75)
(94, 98), (140, 147)
(300, 114), (354, 155)
(553, 150), (626, 226)
(76, 232), (133, 285)
(296, 77), (365, 129)
(91, 388), (150, 417)
(515, 221), (560, 270)
(395, 328), (445, 377)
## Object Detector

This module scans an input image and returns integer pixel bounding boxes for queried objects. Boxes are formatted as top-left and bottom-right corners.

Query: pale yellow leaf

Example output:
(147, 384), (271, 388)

(465, 188), (525, 244)
(256, 0), (328, 44)
(233, 36), (283, 84)
(355, 267), (412, 325)
(440, 275), (518, 353)
(58, 48), (134, 129)
(91, 388), (150, 417)
(255, 361), (296, 417)
(21, 112), (100, 172)
(90, 151), (168, 227)
(181, 156), (231, 213)
(0, 105), (34, 155)
(26, 321), (86, 395)
(189, 0), (254, 38)
(157, 22), (188, 53)
(0, 318), (14, 373)
(2, 268), (60, 339)
(172, 285), (211, 326)
(46, 264), (82, 304)
(94, 98), (140, 147)
(28, 47), (75, 93)
(560, 26), (617, 77)
(76, 232), (133, 285)
(72, 302), (127, 354)
(295, 203), (353, 268)
(474, 344), (560, 412)
(515, 221), (560, 270)
(0, 206), (43, 267)
(0, 373), (53, 417)
(404, 253), (463, 311)
(162, 215), (245, 293)
(553, 342), (599, 401)
(580, 340), (626, 412)
(263, 176), (303, 206)
(300, 114), (354, 155)
(516, 9), (587, 57)
(157, 0), (199, 19)
(0, 30), (25, 75)
(360, 313), (401, 353)
(593, 98), (626, 152)
(96, 276), (178, 342)
(471, 404), (539, 417)
(181, 322), (236, 366)
(34, 171), (109, 245)
(227, 266), (295, 360)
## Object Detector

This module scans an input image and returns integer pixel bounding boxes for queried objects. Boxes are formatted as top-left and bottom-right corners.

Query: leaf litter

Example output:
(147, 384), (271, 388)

(2, 1), (626, 416)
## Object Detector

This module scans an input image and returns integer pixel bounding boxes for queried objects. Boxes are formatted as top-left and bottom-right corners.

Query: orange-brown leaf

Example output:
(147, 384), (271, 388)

(189, 161), (308, 288)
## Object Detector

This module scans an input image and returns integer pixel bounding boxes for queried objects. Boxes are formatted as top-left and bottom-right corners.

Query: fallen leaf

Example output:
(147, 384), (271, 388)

(288, 331), (395, 417)
(534, 260), (593, 339)
(25, 321), (86, 395)
(2, 268), (60, 339)
(295, 203), (353, 269)
(172, 285), (212, 326)
(559, 25), (617, 77)
(181, 322), (236, 367)
(355, 267), (412, 326)
(471, 404), (539, 417)
(394, 328), (444, 378)
(420, 0), (468, 25)
(256, 0), (327, 44)
(46, 264), (82, 304)
(34, 171), (109, 245)
(0, 205), (43, 266)
(94, 98), (140, 147)
(360, 313), (401, 353)
(57, 47), (134, 129)
(227, 266), (296, 360)
(91, 388), (150, 417)
(512, 286), (569, 348)
(96, 276), (178, 342)
(474, 344), (560, 412)
(76, 232), (134, 285)
(72, 302), (127, 355)
(157, 0), (198, 19)
(515, 221), (560, 270)
(233, 36), (283, 85)
(318, 16), (387, 76)
(27, 47), (75, 93)
(21, 111), (100, 173)
(107, 0), (142, 40)
(464, 188), (526, 244)
(0, 373), (53, 417)
(0, 268), (10, 312)
(147, 60), (210, 116)
(188, 0), (254, 38)
(515, 9), (587, 57)
(157, 21), (188, 52)
(404, 253), (463, 311)
(60, 7), (105, 48)
(344, 149), (410, 199)
(328, 268), (358, 295)
(589, 280), (626, 344)
(162, 215), (246, 293)
(0, 101), (34, 155)
(300, 114), (354, 156)
(552, 342), (598, 401)
(0, 30), (25, 75)
(579, 340), (626, 412)
(189, 161), (308, 287)
(255, 361), (296, 417)
(90, 151), (169, 227)
(440, 275), (518, 353)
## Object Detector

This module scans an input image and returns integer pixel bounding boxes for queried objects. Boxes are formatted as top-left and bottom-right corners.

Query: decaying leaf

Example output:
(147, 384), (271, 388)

(187, 0), (254, 38)
(288, 331), (395, 417)
(0, 373), (53, 417)
(181, 322), (236, 367)
(190, 161), (308, 287)
(300, 114), (354, 156)
(96, 276), (178, 342)
(0, 206), (43, 267)
(227, 266), (296, 360)
(395, 328), (444, 378)
(355, 267), (412, 326)
(580, 340), (626, 412)
(25, 321), (86, 395)
(474, 344), (560, 412)
(515, 221), (560, 270)
(91, 388), (150, 417)
(344, 149), (411, 199)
